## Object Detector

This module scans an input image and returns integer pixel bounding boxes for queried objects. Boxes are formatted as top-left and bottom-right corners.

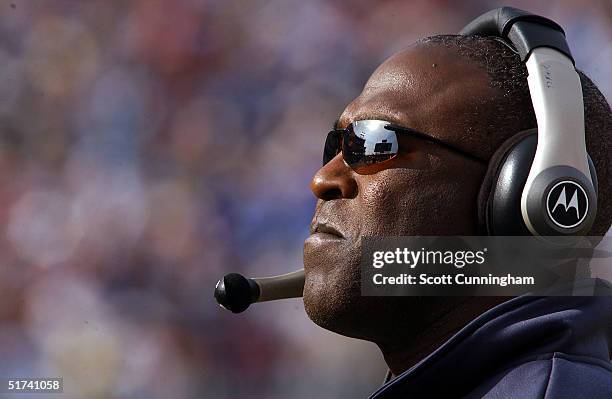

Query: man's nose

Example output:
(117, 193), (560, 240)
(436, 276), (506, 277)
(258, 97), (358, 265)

(310, 154), (358, 200)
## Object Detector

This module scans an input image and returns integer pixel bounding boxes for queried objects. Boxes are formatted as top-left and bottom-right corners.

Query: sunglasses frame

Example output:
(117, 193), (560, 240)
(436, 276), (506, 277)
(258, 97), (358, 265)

(323, 120), (486, 173)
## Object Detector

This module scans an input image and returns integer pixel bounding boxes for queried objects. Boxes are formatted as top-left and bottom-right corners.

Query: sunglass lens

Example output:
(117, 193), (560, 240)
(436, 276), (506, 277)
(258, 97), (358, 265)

(322, 121), (399, 173)
(323, 130), (340, 165)
(343, 120), (398, 171)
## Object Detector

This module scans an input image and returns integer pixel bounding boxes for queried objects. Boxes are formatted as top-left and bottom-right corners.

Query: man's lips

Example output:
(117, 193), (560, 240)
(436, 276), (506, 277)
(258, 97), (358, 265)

(309, 222), (345, 239)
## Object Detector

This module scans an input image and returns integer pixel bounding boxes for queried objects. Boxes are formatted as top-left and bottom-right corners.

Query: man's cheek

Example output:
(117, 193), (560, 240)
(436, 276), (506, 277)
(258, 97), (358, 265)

(361, 178), (395, 208)
(360, 180), (403, 229)
(360, 175), (428, 235)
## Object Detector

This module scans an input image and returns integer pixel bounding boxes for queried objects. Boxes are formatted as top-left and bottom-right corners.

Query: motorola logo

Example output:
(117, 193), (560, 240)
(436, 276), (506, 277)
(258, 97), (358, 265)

(546, 181), (589, 229)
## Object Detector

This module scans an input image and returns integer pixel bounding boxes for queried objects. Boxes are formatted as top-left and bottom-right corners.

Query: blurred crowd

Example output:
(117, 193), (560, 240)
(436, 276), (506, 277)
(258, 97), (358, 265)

(0, 1), (609, 398)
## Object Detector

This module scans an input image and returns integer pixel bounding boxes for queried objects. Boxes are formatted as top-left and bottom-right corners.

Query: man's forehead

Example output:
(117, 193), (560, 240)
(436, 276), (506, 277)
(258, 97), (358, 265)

(337, 43), (500, 159)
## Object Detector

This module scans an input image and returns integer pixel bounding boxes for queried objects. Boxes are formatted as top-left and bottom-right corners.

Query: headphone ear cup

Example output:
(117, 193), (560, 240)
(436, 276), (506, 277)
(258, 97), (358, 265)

(477, 129), (537, 235)
(486, 132), (537, 235)
(478, 128), (598, 236)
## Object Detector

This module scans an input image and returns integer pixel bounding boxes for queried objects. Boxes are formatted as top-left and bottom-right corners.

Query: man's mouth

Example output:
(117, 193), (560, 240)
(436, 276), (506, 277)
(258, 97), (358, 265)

(310, 222), (344, 239)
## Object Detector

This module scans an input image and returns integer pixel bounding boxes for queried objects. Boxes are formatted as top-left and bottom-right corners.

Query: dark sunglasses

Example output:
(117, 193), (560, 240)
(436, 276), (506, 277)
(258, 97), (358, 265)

(323, 120), (485, 174)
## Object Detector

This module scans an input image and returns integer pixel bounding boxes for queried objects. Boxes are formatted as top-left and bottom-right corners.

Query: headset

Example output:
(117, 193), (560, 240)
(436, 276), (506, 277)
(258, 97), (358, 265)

(470, 7), (597, 238)
(214, 7), (599, 313)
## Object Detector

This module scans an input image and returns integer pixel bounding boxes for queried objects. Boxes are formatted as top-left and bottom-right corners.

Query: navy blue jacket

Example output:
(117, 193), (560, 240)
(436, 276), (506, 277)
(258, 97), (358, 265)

(369, 294), (612, 398)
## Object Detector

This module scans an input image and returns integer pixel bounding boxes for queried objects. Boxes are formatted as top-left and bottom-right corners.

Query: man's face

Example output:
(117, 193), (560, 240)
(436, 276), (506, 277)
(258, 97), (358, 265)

(303, 44), (500, 344)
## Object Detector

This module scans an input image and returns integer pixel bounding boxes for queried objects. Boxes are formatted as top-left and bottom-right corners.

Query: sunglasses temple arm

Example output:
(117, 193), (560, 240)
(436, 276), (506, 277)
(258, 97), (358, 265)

(385, 124), (487, 164)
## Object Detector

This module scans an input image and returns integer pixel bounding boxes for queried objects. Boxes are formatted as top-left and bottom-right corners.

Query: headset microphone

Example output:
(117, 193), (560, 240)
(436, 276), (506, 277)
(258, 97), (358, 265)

(214, 269), (305, 313)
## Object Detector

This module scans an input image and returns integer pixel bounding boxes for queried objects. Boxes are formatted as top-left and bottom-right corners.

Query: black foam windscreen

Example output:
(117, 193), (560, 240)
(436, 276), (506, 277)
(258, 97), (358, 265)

(214, 273), (260, 314)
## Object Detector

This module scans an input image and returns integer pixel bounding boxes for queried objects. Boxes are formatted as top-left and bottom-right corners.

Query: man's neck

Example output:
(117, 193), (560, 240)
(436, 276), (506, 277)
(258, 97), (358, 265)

(377, 296), (508, 376)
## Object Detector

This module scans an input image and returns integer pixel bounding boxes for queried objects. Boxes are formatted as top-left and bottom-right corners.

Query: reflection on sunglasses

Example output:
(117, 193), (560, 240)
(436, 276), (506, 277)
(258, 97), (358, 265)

(323, 119), (485, 174)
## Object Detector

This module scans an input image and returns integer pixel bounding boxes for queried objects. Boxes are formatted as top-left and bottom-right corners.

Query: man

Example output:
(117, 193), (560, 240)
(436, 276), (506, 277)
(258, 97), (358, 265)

(303, 33), (612, 398)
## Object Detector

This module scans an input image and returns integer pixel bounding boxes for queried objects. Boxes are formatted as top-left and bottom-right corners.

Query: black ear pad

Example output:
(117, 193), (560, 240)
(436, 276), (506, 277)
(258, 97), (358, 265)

(477, 129), (537, 235)
(477, 129), (598, 236)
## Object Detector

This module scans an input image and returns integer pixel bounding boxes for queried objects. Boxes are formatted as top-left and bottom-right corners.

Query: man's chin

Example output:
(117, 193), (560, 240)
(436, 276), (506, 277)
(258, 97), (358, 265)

(303, 268), (439, 345)
(303, 283), (367, 340)
(302, 238), (417, 342)
(303, 269), (397, 342)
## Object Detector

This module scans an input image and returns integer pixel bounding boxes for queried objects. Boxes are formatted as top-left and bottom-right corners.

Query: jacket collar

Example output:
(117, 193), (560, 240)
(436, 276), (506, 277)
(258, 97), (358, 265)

(370, 286), (612, 398)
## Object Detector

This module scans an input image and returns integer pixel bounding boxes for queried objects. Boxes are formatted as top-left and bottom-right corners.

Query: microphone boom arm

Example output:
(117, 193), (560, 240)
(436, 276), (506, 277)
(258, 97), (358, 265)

(214, 269), (305, 313)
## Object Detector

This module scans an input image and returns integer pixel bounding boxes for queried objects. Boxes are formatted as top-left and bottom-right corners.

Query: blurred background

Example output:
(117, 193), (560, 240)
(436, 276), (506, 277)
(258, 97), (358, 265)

(0, 0), (609, 398)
